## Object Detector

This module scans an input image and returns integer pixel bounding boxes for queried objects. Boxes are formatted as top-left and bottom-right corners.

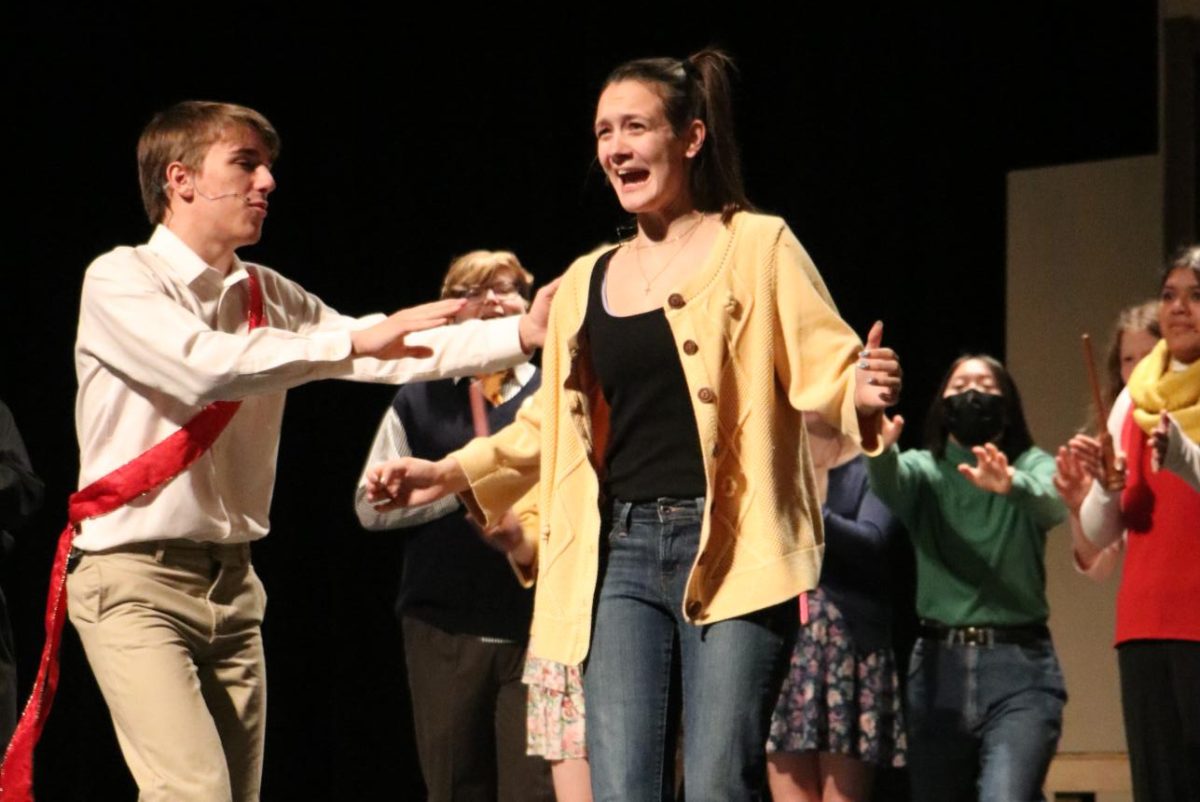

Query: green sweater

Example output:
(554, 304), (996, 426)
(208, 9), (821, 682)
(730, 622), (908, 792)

(867, 441), (1066, 626)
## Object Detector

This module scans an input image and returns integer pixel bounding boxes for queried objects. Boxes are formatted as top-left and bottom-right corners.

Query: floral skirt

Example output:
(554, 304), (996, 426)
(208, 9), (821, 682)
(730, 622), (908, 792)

(523, 656), (586, 760)
(766, 588), (906, 767)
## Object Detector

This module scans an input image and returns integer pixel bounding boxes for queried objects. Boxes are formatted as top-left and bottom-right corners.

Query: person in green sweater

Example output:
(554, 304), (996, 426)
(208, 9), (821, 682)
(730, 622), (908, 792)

(867, 355), (1067, 802)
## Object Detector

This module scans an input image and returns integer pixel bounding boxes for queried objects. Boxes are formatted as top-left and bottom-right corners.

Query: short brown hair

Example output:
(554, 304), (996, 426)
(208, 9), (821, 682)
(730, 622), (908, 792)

(137, 101), (280, 224)
(440, 251), (534, 299)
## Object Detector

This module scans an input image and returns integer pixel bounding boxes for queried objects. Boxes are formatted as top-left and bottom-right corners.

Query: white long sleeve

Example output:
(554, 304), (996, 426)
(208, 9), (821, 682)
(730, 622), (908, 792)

(353, 406), (461, 531)
(73, 226), (527, 551)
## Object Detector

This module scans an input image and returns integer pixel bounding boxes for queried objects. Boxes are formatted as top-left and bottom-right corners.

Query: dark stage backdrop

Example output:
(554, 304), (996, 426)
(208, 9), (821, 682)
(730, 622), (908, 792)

(3, 6), (1156, 800)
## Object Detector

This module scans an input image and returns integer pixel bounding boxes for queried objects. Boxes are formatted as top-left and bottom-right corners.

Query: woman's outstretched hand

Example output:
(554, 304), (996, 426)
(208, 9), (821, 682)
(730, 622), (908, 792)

(958, 442), (1014, 495)
(365, 456), (468, 511)
(854, 321), (902, 414)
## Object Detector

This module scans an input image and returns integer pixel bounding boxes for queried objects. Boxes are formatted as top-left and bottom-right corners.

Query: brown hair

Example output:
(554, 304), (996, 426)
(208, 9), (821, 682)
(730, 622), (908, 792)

(1103, 300), (1160, 407)
(440, 251), (534, 300)
(137, 101), (280, 224)
(605, 48), (752, 222)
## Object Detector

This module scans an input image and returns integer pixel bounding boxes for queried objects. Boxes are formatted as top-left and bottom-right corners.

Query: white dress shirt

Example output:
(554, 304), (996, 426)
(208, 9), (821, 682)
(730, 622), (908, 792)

(73, 225), (526, 550)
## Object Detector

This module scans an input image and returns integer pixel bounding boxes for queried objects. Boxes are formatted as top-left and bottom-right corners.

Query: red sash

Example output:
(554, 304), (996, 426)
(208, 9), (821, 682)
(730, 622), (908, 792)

(0, 271), (265, 801)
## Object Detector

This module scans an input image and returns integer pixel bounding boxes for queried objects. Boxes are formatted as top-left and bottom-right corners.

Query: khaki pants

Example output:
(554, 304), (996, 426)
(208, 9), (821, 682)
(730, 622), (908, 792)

(67, 540), (267, 802)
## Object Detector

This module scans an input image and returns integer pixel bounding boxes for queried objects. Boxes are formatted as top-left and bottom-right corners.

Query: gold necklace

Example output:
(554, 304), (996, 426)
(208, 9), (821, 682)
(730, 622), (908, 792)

(630, 215), (705, 294)
(627, 213), (705, 250)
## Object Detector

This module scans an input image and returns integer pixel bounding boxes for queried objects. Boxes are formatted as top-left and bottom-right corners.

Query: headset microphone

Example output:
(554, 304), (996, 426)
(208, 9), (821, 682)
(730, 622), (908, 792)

(193, 186), (249, 203)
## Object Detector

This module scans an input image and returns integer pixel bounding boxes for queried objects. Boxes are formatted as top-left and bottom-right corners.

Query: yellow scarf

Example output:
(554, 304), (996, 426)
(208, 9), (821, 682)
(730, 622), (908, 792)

(1127, 339), (1200, 439)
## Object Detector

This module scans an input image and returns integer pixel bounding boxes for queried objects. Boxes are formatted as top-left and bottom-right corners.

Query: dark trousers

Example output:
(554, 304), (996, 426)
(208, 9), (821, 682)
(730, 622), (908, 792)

(1118, 640), (1200, 802)
(402, 616), (554, 802)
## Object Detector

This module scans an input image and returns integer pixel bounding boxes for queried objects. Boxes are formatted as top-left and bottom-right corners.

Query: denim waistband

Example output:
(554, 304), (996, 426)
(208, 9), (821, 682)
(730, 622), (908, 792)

(610, 496), (706, 526)
(918, 620), (1051, 647)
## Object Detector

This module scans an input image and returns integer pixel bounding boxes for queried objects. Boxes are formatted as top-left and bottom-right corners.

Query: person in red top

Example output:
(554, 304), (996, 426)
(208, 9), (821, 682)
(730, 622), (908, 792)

(1059, 245), (1200, 802)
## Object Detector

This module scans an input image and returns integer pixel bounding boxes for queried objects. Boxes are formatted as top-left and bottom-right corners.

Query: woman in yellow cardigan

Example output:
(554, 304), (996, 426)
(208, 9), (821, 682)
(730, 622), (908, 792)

(367, 49), (900, 802)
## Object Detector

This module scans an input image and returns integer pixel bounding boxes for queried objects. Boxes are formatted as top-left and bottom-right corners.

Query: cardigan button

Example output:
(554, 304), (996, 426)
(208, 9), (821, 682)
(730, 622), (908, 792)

(667, 293), (686, 309)
(685, 600), (702, 618)
(697, 387), (716, 404)
(722, 476), (738, 497)
(682, 340), (699, 355)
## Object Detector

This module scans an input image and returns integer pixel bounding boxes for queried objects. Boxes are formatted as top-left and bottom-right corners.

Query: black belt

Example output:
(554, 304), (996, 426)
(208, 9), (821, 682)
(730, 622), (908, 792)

(918, 620), (1049, 647)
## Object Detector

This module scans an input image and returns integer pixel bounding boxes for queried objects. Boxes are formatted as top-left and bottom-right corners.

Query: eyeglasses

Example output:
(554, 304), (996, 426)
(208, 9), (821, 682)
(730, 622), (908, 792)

(446, 281), (528, 302)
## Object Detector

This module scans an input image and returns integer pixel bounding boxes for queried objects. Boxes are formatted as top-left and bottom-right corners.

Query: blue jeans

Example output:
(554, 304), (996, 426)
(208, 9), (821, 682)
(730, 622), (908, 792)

(583, 498), (794, 802)
(906, 635), (1067, 802)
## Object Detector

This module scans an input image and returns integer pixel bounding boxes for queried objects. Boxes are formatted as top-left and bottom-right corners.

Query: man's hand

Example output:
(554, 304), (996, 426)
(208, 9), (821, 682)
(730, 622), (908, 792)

(517, 277), (562, 352)
(351, 299), (467, 360)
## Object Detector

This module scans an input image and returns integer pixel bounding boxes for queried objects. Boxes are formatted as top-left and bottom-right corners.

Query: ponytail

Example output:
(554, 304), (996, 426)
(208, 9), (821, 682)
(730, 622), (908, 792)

(605, 48), (752, 221)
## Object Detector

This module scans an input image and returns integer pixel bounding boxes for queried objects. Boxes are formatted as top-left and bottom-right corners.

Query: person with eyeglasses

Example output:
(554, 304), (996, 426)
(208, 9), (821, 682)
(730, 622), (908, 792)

(446, 277), (528, 304)
(355, 250), (554, 802)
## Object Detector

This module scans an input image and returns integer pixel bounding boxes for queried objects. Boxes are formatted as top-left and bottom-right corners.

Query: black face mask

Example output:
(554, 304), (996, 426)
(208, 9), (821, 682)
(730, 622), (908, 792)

(942, 389), (1006, 447)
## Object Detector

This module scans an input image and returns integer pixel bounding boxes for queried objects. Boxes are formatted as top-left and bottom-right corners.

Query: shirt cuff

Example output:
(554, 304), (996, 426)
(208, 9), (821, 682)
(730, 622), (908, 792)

(1079, 480), (1123, 550)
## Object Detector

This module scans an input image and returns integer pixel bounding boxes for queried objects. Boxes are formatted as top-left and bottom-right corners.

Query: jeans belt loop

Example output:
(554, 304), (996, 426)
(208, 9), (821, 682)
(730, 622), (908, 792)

(615, 500), (633, 537)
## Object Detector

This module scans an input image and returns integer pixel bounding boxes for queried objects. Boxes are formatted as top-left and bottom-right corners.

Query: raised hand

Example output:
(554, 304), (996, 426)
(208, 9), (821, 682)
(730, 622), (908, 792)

(1053, 445), (1094, 512)
(854, 320), (902, 415)
(351, 298), (467, 360)
(880, 413), (905, 450)
(1150, 411), (1170, 472)
(1065, 434), (1104, 477)
(958, 442), (1013, 495)
(364, 456), (468, 511)
(1069, 431), (1125, 491)
(518, 277), (563, 352)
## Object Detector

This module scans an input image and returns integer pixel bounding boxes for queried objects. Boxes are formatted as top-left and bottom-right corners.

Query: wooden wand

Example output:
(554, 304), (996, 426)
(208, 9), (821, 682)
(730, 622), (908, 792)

(1081, 333), (1125, 490)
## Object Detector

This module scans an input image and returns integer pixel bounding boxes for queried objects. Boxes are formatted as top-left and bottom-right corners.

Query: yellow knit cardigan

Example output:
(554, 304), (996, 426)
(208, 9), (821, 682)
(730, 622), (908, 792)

(455, 212), (875, 665)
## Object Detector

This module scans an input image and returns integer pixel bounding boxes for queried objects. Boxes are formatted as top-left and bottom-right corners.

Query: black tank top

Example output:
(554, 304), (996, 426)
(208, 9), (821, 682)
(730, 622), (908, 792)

(583, 249), (706, 501)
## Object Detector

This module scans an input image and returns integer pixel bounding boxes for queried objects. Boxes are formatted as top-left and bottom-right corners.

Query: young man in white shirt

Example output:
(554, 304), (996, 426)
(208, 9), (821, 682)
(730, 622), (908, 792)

(64, 101), (553, 801)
